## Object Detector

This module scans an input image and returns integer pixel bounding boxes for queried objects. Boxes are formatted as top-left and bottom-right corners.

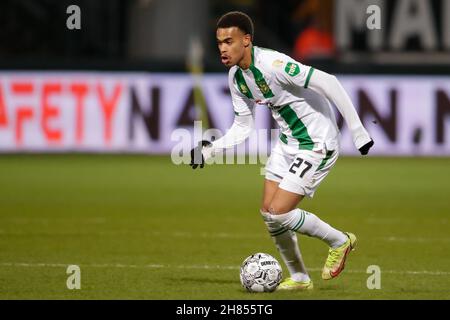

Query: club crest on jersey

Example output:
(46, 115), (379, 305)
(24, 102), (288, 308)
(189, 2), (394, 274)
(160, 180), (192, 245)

(239, 84), (250, 94)
(272, 59), (284, 68)
(256, 80), (271, 95)
(285, 62), (300, 77)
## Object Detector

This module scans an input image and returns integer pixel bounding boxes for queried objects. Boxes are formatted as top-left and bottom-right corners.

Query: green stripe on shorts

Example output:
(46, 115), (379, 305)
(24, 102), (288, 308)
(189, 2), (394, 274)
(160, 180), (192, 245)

(317, 150), (334, 171)
(280, 133), (288, 144)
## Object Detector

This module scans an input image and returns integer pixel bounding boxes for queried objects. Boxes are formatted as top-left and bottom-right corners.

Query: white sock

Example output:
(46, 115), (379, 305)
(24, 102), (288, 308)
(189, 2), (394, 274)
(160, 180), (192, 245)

(261, 211), (310, 282)
(270, 208), (347, 249)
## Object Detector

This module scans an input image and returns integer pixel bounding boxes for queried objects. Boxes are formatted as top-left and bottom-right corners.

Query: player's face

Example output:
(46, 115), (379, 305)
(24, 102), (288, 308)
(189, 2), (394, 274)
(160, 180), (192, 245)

(216, 27), (251, 67)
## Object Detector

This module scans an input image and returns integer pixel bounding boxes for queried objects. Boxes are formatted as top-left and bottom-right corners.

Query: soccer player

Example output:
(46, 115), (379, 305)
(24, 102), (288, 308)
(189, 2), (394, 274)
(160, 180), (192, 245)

(190, 11), (374, 290)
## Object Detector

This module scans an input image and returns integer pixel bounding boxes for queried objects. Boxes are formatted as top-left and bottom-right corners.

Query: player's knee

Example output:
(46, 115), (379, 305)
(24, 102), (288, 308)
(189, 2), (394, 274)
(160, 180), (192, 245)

(261, 203), (271, 213)
(268, 202), (291, 215)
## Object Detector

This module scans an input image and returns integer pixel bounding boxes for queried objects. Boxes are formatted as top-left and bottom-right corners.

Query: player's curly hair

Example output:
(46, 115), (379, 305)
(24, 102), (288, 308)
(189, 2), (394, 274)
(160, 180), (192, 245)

(217, 11), (254, 40)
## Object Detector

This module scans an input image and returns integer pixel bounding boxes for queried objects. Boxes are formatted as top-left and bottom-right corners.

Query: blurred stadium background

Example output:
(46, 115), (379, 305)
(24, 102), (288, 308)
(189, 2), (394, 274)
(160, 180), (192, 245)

(0, 0), (449, 299)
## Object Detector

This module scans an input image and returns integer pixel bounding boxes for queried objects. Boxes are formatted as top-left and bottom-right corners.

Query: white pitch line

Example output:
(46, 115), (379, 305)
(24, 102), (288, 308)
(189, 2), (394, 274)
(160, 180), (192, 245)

(378, 236), (450, 243)
(2, 230), (450, 242)
(0, 262), (449, 276)
(0, 230), (265, 239)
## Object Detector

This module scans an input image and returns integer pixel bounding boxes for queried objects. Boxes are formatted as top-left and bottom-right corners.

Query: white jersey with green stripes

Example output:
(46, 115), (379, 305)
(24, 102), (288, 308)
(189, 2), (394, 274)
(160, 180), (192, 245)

(229, 46), (340, 152)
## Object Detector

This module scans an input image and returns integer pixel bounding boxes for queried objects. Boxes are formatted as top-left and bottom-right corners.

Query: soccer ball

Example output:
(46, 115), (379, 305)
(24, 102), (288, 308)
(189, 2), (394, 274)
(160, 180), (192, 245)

(240, 253), (282, 293)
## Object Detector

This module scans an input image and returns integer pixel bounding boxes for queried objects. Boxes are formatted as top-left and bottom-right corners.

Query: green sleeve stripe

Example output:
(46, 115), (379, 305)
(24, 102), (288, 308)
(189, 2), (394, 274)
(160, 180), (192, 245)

(234, 111), (240, 116)
(304, 67), (315, 88)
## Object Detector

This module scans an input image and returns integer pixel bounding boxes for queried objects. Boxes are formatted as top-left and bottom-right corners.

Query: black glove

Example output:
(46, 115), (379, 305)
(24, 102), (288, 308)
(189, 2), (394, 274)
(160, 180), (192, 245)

(359, 139), (374, 155)
(190, 140), (213, 169)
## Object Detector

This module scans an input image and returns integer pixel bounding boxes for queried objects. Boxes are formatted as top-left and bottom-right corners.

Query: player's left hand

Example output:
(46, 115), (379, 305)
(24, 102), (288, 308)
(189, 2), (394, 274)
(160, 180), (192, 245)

(190, 140), (213, 169)
(359, 139), (374, 155)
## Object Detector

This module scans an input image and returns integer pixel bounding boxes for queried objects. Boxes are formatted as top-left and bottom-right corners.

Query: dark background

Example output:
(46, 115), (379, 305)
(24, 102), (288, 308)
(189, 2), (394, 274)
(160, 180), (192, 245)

(0, 0), (449, 73)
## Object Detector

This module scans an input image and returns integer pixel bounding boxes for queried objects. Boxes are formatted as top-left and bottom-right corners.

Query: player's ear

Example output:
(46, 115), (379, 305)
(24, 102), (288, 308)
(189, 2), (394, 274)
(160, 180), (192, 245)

(243, 34), (251, 47)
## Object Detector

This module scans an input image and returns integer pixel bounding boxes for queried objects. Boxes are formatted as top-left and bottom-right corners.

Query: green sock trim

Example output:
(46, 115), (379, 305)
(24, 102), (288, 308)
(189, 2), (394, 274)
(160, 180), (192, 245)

(293, 211), (306, 231)
(271, 228), (289, 237)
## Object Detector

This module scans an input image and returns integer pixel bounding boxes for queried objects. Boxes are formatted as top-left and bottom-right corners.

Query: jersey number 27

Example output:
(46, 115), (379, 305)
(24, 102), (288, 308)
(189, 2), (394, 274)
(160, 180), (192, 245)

(289, 158), (312, 178)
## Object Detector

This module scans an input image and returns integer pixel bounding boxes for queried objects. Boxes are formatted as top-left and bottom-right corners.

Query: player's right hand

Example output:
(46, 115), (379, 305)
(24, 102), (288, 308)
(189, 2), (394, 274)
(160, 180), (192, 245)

(190, 140), (213, 169)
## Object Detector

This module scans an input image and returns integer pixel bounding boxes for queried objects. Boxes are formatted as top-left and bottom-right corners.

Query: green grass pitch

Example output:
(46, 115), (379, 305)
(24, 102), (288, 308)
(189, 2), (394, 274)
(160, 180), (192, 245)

(0, 155), (449, 299)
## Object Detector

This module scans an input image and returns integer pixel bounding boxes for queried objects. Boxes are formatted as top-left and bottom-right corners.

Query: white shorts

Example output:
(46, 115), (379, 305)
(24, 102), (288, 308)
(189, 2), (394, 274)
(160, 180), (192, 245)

(265, 141), (339, 198)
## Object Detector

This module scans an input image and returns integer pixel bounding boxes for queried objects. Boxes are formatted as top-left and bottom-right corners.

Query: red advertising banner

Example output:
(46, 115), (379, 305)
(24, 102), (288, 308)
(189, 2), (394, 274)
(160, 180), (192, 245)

(0, 72), (449, 156)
